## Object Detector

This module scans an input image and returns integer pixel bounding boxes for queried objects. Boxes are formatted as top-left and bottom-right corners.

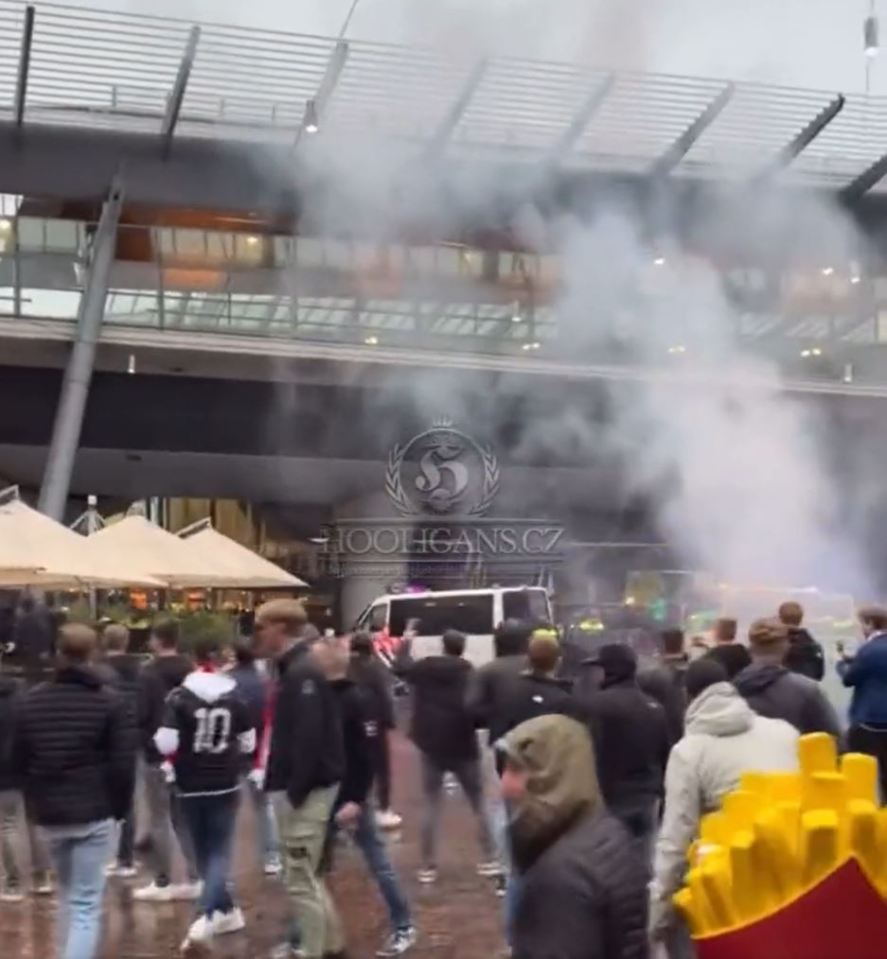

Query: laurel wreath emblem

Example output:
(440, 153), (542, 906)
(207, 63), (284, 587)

(385, 444), (418, 516)
(469, 444), (500, 516)
(385, 434), (500, 517)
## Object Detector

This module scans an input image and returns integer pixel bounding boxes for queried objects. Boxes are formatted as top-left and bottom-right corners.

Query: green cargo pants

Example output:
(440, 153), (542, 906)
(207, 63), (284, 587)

(274, 785), (343, 959)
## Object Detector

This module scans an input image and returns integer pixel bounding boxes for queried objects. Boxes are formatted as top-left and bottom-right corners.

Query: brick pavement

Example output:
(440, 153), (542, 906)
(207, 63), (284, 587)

(0, 732), (505, 958)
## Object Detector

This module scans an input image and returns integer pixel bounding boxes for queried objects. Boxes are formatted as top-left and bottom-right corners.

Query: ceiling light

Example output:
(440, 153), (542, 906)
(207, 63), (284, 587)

(127, 353), (136, 375)
(0, 219), (10, 232)
(246, 235), (260, 246)
(821, 266), (834, 277)
(811, 347), (823, 357)
(521, 341), (541, 351)
(801, 349), (811, 358)
(667, 345), (686, 355)
(653, 256), (666, 267)
(364, 334), (379, 346)
(865, 14), (880, 57)
(303, 99), (319, 134)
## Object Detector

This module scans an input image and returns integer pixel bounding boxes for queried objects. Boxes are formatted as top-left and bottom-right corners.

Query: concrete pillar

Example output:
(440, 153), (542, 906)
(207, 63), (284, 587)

(38, 177), (124, 519)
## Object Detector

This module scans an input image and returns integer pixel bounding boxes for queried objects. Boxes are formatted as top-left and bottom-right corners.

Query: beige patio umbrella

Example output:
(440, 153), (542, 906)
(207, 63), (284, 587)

(83, 514), (237, 588)
(0, 490), (163, 589)
(178, 519), (306, 590)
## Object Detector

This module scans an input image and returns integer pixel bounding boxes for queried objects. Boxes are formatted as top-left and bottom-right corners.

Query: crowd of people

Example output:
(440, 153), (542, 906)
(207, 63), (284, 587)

(0, 594), (885, 959)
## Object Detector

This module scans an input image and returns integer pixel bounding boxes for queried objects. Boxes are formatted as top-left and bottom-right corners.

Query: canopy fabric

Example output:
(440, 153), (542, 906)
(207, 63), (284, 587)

(83, 515), (241, 589)
(0, 497), (163, 589)
(179, 524), (306, 590)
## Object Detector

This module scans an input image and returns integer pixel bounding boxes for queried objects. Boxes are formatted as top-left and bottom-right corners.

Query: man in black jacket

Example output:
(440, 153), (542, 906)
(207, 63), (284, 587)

(497, 630), (578, 740)
(637, 629), (689, 743)
(133, 617), (199, 903)
(394, 629), (497, 885)
(500, 714), (649, 959)
(734, 618), (841, 739)
(579, 643), (670, 859)
(349, 631), (400, 830)
(13, 624), (136, 959)
(101, 622), (141, 878)
(314, 636), (416, 957)
(256, 599), (345, 959)
(705, 617), (752, 680)
(0, 673), (51, 899)
(779, 601), (826, 681)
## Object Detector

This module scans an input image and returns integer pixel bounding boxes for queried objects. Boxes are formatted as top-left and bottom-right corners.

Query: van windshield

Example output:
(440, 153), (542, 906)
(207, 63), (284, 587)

(502, 589), (551, 624)
(389, 594), (494, 637)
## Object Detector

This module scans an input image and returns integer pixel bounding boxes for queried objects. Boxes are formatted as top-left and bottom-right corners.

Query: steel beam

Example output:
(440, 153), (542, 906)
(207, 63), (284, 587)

(14, 5), (35, 128)
(757, 93), (845, 177)
(549, 75), (614, 159)
(426, 59), (487, 154)
(843, 148), (887, 201)
(38, 176), (125, 520)
(295, 39), (349, 145)
(651, 83), (734, 177)
(161, 25), (201, 156)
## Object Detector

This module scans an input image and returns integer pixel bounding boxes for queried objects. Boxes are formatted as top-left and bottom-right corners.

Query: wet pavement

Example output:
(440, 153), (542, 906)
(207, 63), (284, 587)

(2, 733), (505, 958)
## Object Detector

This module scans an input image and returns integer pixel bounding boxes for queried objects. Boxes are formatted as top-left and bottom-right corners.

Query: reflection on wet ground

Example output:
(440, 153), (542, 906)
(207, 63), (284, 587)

(2, 734), (504, 958)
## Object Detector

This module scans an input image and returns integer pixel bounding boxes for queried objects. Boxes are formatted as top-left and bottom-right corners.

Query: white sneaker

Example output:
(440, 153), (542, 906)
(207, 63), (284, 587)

(115, 866), (139, 879)
(171, 881), (203, 901)
(180, 915), (214, 953)
(416, 867), (437, 885)
(477, 860), (502, 878)
(376, 809), (403, 830)
(263, 861), (283, 877)
(0, 888), (24, 903)
(377, 926), (418, 956)
(212, 907), (246, 935)
(133, 882), (174, 902)
(32, 875), (54, 896)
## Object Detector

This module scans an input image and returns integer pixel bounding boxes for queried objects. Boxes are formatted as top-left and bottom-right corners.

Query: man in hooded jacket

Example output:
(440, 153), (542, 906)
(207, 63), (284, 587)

(733, 619), (841, 740)
(499, 714), (649, 959)
(649, 659), (799, 957)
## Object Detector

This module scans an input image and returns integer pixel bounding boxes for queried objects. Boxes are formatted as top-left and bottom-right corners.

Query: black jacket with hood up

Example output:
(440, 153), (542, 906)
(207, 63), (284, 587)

(13, 664), (137, 826)
(137, 653), (192, 764)
(733, 662), (841, 739)
(394, 647), (478, 764)
(265, 641), (345, 808)
(503, 715), (649, 959)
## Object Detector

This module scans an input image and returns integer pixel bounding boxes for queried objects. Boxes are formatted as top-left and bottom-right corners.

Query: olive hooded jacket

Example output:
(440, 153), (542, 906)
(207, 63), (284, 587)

(501, 714), (649, 959)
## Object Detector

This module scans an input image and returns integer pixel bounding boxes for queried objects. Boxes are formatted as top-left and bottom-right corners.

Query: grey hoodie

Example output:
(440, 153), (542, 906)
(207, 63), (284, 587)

(649, 682), (799, 938)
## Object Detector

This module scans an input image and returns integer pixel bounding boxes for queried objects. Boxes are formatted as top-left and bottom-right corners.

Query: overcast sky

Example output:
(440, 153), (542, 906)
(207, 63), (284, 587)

(29, 0), (887, 93)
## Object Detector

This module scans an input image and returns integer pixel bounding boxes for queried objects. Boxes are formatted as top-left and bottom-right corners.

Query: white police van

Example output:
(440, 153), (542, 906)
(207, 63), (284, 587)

(354, 586), (552, 667)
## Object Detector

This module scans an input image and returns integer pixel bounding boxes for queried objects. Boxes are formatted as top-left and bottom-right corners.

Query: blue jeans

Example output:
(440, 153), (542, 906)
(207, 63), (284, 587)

(244, 777), (281, 869)
(43, 818), (115, 959)
(179, 792), (239, 919)
(351, 804), (411, 932)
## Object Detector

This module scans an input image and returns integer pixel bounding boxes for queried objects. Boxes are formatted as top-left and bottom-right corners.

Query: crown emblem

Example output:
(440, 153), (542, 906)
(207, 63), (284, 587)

(432, 416), (455, 429)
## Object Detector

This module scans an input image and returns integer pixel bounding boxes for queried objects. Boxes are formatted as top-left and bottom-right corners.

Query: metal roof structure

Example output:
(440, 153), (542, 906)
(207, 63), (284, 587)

(3, 2), (887, 195)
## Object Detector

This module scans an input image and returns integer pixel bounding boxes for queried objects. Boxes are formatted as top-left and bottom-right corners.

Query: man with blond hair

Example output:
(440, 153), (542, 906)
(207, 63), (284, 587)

(13, 624), (136, 959)
(255, 599), (344, 959)
(734, 618), (841, 738)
